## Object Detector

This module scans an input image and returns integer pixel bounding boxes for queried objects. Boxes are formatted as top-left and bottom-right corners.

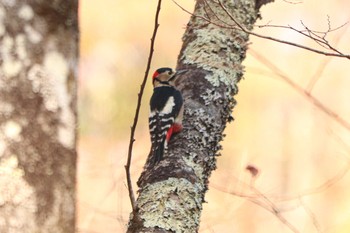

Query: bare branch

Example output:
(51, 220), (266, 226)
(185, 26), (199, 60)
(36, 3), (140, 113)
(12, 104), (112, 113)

(257, 18), (349, 56)
(282, 0), (303, 4)
(174, 0), (350, 59)
(298, 198), (322, 232)
(306, 23), (349, 92)
(249, 49), (350, 132)
(249, 49), (350, 201)
(248, 186), (301, 233)
(281, 161), (350, 199)
(213, 173), (301, 233)
(172, 0), (238, 29)
(217, 0), (350, 59)
(125, 0), (163, 213)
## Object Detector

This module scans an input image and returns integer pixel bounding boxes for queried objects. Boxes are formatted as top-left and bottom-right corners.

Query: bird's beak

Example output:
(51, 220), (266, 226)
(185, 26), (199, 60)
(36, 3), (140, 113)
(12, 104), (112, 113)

(168, 69), (188, 82)
(174, 69), (188, 76)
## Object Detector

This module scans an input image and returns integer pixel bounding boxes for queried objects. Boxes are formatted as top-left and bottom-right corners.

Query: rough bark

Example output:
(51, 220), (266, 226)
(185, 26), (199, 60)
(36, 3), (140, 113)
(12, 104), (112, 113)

(0, 1), (78, 232)
(128, 0), (265, 232)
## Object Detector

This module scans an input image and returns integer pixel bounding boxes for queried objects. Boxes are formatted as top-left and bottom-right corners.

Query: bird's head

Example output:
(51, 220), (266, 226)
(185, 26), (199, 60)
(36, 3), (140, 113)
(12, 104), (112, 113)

(152, 67), (187, 87)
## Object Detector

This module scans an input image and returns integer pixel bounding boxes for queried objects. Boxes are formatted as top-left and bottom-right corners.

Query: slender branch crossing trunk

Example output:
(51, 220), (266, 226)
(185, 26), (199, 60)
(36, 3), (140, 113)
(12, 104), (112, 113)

(0, 1), (78, 232)
(128, 0), (270, 232)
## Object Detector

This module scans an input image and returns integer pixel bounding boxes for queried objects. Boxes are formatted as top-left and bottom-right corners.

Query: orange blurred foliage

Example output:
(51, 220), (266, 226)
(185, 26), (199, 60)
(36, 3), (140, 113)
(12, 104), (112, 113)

(77, 0), (350, 232)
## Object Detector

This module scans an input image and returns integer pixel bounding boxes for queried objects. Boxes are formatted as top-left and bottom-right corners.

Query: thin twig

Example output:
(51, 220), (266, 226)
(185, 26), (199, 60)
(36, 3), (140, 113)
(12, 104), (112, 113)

(247, 49), (350, 200)
(282, 0), (303, 4)
(172, 0), (238, 30)
(249, 49), (350, 132)
(257, 20), (349, 35)
(212, 174), (301, 233)
(298, 197), (322, 232)
(125, 0), (163, 213)
(307, 23), (349, 92)
(216, 0), (350, 59)
(248, 186), (301, 233)
(278, 160), (350, 201)
(173, 0), (350, 59)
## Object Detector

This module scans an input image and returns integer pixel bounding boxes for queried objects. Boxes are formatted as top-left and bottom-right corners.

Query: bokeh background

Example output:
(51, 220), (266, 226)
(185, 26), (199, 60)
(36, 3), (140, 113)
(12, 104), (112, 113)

(77, 1), (350, 232)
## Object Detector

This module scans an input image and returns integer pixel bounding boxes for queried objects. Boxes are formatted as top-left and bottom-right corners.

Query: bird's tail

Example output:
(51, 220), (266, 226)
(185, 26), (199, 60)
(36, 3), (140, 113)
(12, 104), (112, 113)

(152, 136), (166, 165)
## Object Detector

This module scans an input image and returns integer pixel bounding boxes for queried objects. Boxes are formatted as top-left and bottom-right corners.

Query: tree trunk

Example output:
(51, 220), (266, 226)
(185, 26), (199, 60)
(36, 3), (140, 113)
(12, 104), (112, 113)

(128, 0), (270, 232)
(0, 1), (78, 232)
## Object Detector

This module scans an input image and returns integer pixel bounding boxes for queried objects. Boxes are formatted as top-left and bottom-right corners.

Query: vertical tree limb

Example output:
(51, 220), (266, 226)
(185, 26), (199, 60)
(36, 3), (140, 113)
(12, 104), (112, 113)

(127, 0), (261, 232)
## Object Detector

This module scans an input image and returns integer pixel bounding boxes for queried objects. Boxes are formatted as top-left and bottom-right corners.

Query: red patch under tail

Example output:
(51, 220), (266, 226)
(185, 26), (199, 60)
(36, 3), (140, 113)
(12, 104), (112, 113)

(172, 123), (183, 133)
(166, 126), (174, 143)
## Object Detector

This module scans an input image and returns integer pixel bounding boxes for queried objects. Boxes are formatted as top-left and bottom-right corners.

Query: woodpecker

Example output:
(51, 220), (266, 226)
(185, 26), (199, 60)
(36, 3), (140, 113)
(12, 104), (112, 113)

(149, 67), (186, 164)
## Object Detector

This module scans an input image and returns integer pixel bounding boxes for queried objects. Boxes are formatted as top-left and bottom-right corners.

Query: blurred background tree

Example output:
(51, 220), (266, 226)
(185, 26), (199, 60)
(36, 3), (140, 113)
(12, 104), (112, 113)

(0, 1), (78, 232)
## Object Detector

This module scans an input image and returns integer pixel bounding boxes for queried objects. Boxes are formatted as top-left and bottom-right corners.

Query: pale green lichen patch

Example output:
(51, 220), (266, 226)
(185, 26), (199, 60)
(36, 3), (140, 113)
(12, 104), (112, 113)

(26, 47), (75, 148)
(15, 34), (28, 62)
(0, 32), (31, 79)
(0, 156), (36, 229)
(2, 59), (22, 78)
(138, 178), (203, 233)
(180, 0), (256, 92)
(0, 141), (5, 158)
(201, 89), (223, 106)
(18, 5), (34, 21)
(2, 0), (15, 7)
(181, 26), (245, 87)
(27, 64), (57, 111)
(0, 156), (24, 184)
(3, 121), (22, 141)
(0, 102), (14, 116)
(185, 107), (223, 153)
(44, 51), (69, 83)
(43, 50), (69, 110)
(1, 36), (23, 78)
(0, 6), (5, 36)
(24, 25), (43, 44)
(183, 153), (206, 183)
(43, 49), (75, 148)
